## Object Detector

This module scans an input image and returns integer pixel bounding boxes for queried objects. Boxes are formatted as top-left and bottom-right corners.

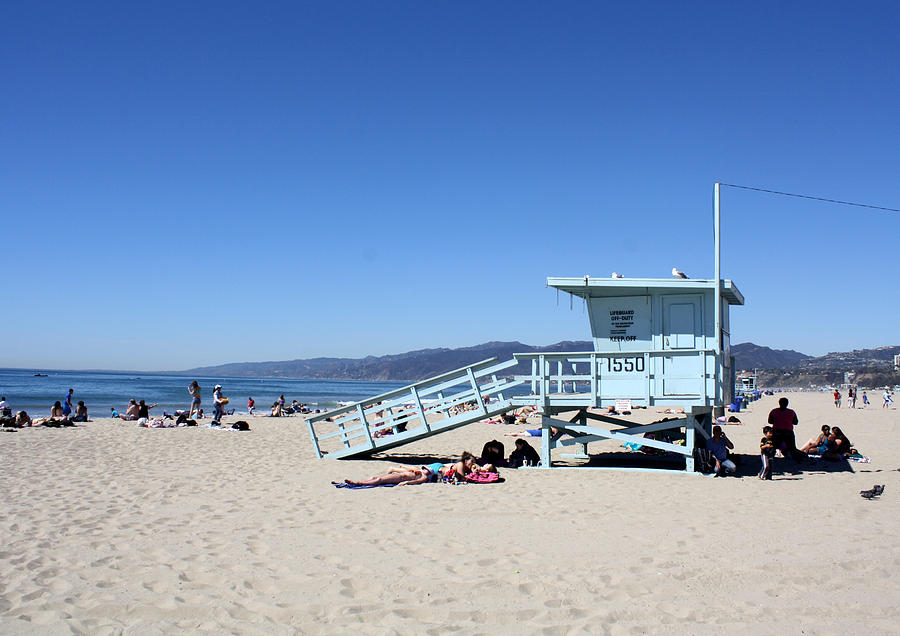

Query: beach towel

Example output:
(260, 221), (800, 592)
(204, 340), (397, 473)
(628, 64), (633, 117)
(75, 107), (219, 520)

(331, 481), (396, 489)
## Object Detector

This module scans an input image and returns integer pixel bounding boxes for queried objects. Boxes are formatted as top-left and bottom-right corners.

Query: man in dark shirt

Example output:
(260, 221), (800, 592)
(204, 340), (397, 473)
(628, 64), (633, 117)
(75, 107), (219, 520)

(767, 397), (806, 461)
(705, 426), (735, 476)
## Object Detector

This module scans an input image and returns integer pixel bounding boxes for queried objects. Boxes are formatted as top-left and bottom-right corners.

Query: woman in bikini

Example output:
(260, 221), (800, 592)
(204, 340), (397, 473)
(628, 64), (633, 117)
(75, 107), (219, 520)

(800, 425), (831, 454)
(188, 381), (202, 418)
(344, 463), (444, 487)
(444, 451), (492, 481)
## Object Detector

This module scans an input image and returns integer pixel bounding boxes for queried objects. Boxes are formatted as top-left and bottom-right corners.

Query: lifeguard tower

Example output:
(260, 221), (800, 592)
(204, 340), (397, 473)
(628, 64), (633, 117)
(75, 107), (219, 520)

(305, 184), (743, 473)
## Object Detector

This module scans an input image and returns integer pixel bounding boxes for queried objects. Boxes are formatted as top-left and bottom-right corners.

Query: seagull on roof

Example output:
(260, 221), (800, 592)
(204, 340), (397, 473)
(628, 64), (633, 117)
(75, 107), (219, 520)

(672, 267), (689, 279)
(611, 272), (623, 278)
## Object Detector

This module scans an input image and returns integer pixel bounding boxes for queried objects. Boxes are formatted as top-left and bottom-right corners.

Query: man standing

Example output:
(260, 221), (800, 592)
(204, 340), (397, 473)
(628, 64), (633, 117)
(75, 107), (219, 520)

(62, 388), (75, 417)
(768, 397), (805, 461)
(213, 384), (226, 422)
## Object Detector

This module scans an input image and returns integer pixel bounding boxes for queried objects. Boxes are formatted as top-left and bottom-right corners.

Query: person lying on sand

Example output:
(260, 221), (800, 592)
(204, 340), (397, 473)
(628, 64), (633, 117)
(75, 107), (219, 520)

(504, 427), (561, 437)
(344, 463), (445, 487)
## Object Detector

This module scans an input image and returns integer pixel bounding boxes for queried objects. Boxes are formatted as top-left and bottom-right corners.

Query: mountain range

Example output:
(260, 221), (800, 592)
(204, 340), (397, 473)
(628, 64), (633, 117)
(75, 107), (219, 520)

(185, 341), (900, 384)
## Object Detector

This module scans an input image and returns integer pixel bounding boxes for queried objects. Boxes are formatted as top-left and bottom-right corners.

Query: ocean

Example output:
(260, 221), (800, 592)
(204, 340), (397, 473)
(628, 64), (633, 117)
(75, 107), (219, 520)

(0, 369), (408, 417)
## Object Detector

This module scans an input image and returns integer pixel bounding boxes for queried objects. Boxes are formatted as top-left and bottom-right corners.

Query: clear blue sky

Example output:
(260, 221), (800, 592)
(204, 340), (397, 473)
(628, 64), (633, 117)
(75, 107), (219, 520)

(2, 1), (898, 371)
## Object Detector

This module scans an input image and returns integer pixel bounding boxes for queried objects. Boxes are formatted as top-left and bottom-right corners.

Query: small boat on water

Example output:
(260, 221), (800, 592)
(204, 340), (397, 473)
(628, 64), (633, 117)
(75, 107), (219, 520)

(33, 373), (48, 377)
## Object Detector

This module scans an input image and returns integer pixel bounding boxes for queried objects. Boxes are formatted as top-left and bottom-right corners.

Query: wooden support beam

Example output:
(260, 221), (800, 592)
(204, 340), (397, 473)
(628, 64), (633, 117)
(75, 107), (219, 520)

(555, 425), (690, 455)
(684, 415), (696, 472)
(541, 413), (552, 468)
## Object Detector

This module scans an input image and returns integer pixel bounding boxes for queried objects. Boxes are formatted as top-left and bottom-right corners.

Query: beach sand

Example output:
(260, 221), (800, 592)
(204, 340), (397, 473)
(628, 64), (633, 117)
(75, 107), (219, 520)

(1, 392), (898, 634)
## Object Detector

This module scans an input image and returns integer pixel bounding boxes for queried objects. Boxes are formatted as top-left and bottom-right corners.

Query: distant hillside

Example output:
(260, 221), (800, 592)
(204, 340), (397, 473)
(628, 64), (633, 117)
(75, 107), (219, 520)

(184, 340), (594, 381)
(731, 343), (811, 370)
(184, 341), (900, 387)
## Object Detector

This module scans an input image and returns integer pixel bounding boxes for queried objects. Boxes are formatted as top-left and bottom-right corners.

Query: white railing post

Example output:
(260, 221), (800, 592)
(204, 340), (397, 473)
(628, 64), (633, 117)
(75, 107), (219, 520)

(556, 360), (563, 394)
(357, 404), (375, 450)
(491, 374), (506, 402)
(645, 352), (651, 405)
(411, 386), (431, 433)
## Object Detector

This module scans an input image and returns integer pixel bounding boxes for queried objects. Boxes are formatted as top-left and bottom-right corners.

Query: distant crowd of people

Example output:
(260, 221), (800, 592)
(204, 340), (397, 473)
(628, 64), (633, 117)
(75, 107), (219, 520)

(0, 381), (327, 429)
(832, 387), (894, 409)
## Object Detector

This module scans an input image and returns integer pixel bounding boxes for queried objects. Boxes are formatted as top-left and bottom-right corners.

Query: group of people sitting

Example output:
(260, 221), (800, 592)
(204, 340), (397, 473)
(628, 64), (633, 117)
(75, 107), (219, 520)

(0, 393), (90, 428)
(799, 424), (853, 459)
(113, 399), (159, 423)
(704, 397), (858, 478)
(268, 396), (309, 417)
(0, 397), (35, 428)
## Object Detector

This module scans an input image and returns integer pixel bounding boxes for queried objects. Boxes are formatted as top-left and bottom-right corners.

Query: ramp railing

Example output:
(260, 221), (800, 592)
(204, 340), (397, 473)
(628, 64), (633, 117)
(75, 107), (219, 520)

(306, 357), (523, 459)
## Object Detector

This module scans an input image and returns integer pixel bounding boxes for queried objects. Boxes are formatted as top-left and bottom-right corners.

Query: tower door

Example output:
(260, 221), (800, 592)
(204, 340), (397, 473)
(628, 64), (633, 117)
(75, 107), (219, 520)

(661, 295), (703, 396)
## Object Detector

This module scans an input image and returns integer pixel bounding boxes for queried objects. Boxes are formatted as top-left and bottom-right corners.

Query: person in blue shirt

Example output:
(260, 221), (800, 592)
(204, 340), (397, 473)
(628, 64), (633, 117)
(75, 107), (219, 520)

(62, 389), (74, 417)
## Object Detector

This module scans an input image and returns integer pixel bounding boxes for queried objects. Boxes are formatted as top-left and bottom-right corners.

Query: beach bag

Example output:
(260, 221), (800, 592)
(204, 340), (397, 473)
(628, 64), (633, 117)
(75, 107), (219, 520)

(466, 471), (501, 483)
(232, 420), (250, 431)
(694, 448), (717, 474)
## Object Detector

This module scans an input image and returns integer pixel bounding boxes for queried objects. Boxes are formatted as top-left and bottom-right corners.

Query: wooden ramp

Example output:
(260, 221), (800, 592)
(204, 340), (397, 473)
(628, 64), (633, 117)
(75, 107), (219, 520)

(305, 358), (523, 459)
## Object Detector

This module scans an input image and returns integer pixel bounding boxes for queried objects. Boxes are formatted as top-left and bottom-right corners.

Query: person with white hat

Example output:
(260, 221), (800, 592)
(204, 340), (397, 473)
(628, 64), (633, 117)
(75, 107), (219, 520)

(212, 384), (228, 422)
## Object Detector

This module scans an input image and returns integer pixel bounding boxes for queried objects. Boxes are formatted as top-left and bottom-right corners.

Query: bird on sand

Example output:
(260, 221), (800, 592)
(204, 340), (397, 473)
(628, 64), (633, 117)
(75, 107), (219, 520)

(611, 272), (624, 278)
(672, 267), (688, 279)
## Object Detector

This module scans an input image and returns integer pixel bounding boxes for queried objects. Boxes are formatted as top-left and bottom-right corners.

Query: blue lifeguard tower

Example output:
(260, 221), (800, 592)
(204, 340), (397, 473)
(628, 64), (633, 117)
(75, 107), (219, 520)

(306, 184), (743, 472)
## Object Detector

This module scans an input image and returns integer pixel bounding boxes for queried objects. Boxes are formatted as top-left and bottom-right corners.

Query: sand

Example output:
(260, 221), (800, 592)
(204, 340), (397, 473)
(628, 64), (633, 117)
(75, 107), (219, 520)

(1, 392), (898, 634)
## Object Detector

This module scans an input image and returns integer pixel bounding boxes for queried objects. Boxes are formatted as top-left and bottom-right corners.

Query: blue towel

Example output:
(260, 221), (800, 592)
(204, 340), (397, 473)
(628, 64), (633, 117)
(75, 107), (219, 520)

(331, 481), (396, 489)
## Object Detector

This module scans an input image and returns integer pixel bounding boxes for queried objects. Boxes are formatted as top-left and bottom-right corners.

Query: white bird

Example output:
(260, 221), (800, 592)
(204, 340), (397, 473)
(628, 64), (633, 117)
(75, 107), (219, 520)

(611, 272), (624, 278)
(672, 267), (688, 279)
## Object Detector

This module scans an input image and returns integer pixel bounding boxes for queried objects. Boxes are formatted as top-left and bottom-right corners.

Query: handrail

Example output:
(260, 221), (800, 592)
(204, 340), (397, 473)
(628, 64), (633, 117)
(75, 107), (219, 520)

(306, 357), (523, 459)
(514, 349), (714, 358)
(306, 357), (511, 424)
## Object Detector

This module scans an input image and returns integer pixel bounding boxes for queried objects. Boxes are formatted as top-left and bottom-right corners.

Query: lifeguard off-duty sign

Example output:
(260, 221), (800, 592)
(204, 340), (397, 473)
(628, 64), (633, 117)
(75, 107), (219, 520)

(588, 296), (652, 351)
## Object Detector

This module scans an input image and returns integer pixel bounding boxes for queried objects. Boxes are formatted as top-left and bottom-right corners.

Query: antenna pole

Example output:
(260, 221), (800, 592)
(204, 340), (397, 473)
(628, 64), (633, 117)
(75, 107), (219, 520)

(714, 182), (722, 356)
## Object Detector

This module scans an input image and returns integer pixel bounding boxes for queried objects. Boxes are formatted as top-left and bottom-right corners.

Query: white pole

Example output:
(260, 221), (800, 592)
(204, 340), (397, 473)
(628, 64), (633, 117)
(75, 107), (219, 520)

(714, 182), (722, 356)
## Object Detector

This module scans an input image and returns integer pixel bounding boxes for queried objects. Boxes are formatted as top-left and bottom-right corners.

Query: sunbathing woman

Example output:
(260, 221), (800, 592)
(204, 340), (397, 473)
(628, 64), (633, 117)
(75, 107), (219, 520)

(800, 425), (831, 454)
(44, 401), (73, 426)
(72, 401), (89, 422)
(344, 463), (444, 487)
(445, 451), (492, 481)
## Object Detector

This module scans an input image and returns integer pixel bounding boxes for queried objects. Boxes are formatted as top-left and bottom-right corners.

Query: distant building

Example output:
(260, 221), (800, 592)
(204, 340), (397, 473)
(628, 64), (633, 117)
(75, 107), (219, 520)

(894, 354), (900, 373)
